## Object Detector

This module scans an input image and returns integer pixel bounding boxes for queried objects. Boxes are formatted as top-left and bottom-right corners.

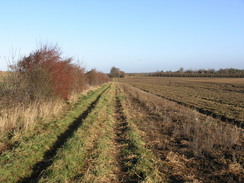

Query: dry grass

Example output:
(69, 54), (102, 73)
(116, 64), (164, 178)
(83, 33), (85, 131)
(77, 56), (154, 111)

(0, 85), (100, 135)
(177, 114), (241, 156)
(0, 64), (105, 136)
(0, 71), (6, 82)
(0, 99), (65, 133)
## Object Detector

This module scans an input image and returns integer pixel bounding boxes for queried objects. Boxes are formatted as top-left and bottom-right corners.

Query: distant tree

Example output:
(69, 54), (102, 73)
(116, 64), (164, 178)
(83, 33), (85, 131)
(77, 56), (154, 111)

(178, 67), (184, 73)
(86, 69), (98, 85)
(120, 71), (125, 78)
(86, 69), (111, 85)
(207, 69), (215, 74)
(110, 67), (120, 77)
(110, 67), (125, 78)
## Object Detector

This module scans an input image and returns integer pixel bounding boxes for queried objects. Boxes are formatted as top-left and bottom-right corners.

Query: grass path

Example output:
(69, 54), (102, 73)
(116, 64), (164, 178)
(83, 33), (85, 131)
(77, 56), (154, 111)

(0, 84), (109, 182)
(1, 82), (167, 183)
(114, 85), (163, 182)
(38, 83), (163, 182)
(37, 83), (115, 182)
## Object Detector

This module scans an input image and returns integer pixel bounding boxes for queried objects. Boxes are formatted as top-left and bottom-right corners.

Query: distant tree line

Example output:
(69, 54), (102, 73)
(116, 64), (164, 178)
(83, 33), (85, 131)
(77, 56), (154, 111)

(109, 67), (125, 78)
(148, 68), (244, 78)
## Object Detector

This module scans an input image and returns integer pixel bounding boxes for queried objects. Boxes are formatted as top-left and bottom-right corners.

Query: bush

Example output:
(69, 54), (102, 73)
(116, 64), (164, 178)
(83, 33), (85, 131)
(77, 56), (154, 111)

(109, 67), (125, 78)
(0, 44), (110, 133)
(7, 45), (87, 101)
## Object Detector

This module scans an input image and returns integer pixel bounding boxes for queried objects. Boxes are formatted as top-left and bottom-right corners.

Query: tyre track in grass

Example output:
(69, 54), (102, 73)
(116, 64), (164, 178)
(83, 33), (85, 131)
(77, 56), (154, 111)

(114, 86), (163, 183)
(18, 85), (110, 183)
(0, 84), (109, 182)
(64, 86), (115, 182)
(114, 90), (141, 183)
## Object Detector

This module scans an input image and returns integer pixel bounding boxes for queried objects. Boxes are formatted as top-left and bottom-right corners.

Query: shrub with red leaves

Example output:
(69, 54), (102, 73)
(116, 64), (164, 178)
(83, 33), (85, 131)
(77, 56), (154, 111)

(5, 44), (110, 104)
(10, 45), (87, 100)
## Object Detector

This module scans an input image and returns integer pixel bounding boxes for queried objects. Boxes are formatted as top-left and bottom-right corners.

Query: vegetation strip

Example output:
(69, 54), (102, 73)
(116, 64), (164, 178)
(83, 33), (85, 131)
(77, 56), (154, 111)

(38, 84), (116, 182)
(136, 86), (243, 128)
(72, 85), (117, 182)
(0, 84), (109, 183)
(114, 91), (136, 182)
(115, 85), (163, 182)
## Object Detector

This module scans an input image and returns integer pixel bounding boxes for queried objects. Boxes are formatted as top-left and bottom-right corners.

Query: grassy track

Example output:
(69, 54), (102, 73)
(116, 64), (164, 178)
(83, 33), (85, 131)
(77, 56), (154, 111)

(1, 82), (166, 182)
(37, 83), (115, 182)
(36, 83), (163, 182)
(115, 86), (164, 182)
(0, 84), (109, 182)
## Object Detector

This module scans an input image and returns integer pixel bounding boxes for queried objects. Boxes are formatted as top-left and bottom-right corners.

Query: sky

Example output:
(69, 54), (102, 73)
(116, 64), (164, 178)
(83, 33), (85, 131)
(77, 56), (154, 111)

(0, 0), (244, 73)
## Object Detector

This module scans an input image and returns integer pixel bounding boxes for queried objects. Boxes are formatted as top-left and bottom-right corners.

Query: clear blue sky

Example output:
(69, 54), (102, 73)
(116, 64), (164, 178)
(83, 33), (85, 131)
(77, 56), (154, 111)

(0, 0), (244, 73)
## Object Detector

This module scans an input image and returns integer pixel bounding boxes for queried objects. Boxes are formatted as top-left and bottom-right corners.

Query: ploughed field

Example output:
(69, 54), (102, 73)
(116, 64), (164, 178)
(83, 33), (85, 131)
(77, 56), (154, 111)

(0, 82), (243, 182)
(120, 76), (244, 126)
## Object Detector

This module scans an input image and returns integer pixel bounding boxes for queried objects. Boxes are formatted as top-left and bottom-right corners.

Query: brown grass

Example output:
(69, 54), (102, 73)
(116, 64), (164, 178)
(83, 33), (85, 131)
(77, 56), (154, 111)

(0, 86), (99, 135)
(0, 71), (9, 81)
(0, 100), (65, 133)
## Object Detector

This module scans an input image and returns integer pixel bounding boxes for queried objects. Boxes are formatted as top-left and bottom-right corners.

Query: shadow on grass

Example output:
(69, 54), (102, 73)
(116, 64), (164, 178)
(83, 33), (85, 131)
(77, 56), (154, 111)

(18, 86), (109, 183)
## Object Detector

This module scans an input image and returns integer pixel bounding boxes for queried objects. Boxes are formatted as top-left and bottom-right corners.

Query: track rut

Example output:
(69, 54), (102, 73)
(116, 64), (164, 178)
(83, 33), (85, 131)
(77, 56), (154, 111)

(18, 86), (109, 183)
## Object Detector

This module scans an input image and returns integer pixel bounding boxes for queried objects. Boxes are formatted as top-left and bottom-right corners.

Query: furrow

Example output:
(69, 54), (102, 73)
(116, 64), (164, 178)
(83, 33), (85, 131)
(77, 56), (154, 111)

(140, 87), (243, 128)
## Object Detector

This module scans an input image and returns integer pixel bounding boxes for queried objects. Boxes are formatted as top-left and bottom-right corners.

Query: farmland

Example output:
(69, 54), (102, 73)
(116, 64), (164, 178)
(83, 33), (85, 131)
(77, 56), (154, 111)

(0, 82), (243, 182)
(118, 82), (243, 182)
(1, 1), (244, 182)
(120, 76), (244, 127)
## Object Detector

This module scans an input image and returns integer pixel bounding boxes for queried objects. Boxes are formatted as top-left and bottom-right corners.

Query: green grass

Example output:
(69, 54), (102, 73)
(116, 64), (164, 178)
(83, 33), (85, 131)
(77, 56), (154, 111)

(74, 85), (117, 182)
(39, 83), (164, 182)
(39, 83), (116, 182)
(0, 84), (109, 182)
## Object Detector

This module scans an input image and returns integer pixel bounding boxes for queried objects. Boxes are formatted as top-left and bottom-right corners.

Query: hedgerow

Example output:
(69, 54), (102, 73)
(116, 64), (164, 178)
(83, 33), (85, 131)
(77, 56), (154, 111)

(2, 44), (110, 104)
(0, 44), (110, 133)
